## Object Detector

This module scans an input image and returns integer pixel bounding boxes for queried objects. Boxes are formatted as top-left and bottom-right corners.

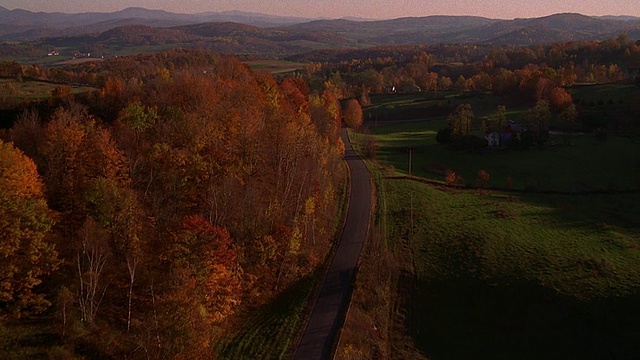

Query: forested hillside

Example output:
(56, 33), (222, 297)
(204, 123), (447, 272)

(3, 12), (640, 62)
(0, 50), (346, 358)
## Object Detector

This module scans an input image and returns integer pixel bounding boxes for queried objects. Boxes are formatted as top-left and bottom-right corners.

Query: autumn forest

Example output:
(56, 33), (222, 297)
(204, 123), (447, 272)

(1, 11), (640, 358)
(1, 51), (348, 358)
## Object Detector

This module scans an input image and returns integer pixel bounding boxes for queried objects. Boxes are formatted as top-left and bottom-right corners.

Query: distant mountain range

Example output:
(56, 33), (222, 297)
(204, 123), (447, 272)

(285, 13), (640, 45)
(0, 6), (310, 41)
(1, 7), (640, 60)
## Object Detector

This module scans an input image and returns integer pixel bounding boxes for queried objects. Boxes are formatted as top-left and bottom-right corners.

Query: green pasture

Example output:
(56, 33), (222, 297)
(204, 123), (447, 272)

(569, 83), (639, 104)
(365, 91), (522, 123)
(358, 85), (640, 359)
(105, 44), (189, 57)
(244, 60), (305, 74)
(380, 178), (640, 359)
(0, 79), (95, 101)
(362, 88), (640, 192)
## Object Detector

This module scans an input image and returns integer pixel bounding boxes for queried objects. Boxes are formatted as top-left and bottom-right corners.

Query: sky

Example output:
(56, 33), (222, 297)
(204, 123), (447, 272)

(1, 0), (639, 20)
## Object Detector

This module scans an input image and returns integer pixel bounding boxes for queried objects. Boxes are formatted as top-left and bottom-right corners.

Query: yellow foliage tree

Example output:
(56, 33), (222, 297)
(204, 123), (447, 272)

(0, 140), (58, 317)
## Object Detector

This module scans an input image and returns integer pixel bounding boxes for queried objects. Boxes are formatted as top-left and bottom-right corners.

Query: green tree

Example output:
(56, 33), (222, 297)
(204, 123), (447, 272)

(558, 104), (579, 145)
(483, 105), (507, 147)
(522, 100), (551, 144)
(488, 105), (507, 132)
(118, 101), (157, 138)
(448, 104), (474, 139)
(0, 140), (58, 317)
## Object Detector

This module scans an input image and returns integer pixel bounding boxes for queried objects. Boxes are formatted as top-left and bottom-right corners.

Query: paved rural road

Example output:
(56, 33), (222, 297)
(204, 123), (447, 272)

(293, 130), (372, 360)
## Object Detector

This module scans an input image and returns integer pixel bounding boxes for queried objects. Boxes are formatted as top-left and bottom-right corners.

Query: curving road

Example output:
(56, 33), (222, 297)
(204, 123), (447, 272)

(293, 129), (372, 360)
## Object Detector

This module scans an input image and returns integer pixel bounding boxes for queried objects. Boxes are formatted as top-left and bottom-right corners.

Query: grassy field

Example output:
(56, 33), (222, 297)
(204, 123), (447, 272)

(0, 79), (96, 101)
(364, 91), (527, 124)
(569, 83), (639, 105)
(54, 58), (104, 66)
(244, 60), (305, 74)
(362, 87), (640, 191)
(384, 179), (640, 359)
(338, 87), (640, 359)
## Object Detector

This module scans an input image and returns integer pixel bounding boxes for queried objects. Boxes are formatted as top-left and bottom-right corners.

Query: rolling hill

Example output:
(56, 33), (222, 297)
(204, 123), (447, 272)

(2, 8), (640, 61)
(285, 13), (640, 45)
(0, 7), (310, 41)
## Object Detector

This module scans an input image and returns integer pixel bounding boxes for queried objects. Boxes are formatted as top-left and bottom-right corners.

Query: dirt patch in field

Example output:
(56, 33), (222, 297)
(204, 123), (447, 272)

(55, 58), (104, 65)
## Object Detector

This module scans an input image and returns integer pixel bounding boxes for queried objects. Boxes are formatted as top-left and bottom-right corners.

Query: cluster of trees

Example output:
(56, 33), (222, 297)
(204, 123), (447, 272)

(441, 96), (577, 150)
(300, 37), (638, 100)
(0, 49), (228, 87)
(1, 52), (346, 358)
(3, 36), (637, 104)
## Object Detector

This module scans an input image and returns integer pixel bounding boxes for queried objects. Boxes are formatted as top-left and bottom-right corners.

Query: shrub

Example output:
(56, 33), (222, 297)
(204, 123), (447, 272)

(445, 170), (457, 185)
(436, 127), (452, 144)
(508, 132), (534, 150)
(582, 114), (606, 128)
(477, 169), (490, 188)
(363, 135), (377, 159)
(452, 135), (486, 150)
(445, 170), (465, 186)
(595, 128), (608, 142)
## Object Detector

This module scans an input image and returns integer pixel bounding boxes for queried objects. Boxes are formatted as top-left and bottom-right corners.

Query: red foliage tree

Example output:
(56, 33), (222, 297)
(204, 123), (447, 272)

(549, 87), (573, 111)
(171, 215), (243, 323)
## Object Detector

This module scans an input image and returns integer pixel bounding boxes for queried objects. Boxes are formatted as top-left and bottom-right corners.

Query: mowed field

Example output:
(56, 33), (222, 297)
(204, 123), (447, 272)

(0, 79), (96, 101)
(338, 86), (640, 359)
(362, 86), (640, 192)
(384, 179), (640, 359)
(244, 60), (305, 74)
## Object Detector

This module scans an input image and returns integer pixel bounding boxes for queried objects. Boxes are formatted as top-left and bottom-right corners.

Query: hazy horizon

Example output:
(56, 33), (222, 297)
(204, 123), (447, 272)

(1, 0), (639, 20)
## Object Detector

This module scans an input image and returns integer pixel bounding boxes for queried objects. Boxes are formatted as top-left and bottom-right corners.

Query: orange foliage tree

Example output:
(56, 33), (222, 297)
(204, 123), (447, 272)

(0, 140), (58, 317)
(157, 215), (243, 355)
(173, 215), (243, 323)
(343, 98), (363, 129)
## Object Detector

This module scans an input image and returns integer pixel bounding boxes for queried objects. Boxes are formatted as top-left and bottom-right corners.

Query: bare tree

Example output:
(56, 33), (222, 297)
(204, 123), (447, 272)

(76, 218), (110, 324)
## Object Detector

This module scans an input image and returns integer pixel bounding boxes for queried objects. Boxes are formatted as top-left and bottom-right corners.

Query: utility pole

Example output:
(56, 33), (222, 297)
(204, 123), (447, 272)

(410, 193), (413, 235)
(408, 149), (414, 234)
(408, 149), (413, 178)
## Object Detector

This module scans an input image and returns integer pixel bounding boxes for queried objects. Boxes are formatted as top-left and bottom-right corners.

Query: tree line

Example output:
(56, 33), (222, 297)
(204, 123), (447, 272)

(296, 36), (638, 100)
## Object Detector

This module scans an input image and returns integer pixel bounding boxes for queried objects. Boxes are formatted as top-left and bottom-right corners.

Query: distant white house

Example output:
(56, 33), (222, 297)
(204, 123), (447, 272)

(485, 132), (500, 148)
(484, 120), (549, 148)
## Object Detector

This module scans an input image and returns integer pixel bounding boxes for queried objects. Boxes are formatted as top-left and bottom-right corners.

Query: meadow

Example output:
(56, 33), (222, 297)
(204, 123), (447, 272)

(244, 60), (305, 75)
(338, 87), (640, 359)
(362, 86), (640, 192)
(0, 79), (95, 101)
(383, 179), (640, 359)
